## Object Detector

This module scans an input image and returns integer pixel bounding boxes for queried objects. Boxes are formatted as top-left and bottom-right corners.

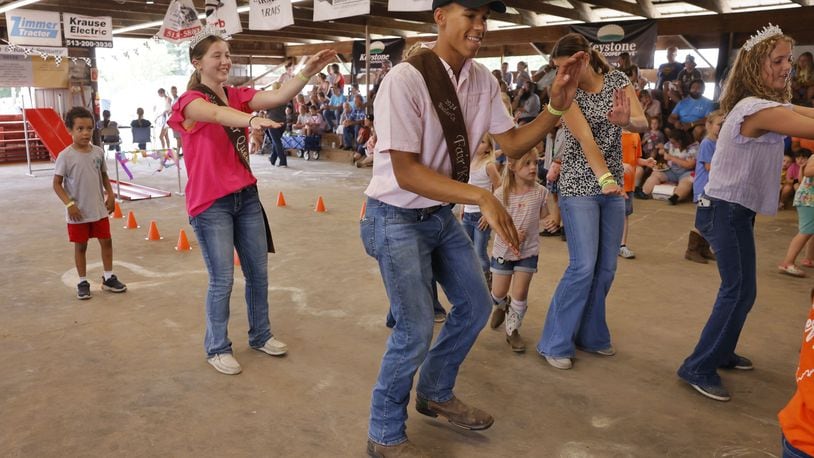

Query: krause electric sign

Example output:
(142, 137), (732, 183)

(63, 14), (112, 48)
(6, 9), (62, 47)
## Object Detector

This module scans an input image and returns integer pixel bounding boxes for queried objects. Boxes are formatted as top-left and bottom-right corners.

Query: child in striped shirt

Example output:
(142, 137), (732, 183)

(488, 148), (555, 352)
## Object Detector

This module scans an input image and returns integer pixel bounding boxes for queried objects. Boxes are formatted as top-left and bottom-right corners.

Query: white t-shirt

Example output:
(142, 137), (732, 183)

(365, 44), (515, 209)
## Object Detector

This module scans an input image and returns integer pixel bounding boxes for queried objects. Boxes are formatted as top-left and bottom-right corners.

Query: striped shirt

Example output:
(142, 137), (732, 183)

(705, 97), (792, 215)
(491, 183), (549, 261)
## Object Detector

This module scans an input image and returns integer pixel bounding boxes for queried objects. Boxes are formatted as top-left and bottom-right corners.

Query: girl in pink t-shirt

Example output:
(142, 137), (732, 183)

(488, 148), (555, 352)
(168, 33), (335, 376)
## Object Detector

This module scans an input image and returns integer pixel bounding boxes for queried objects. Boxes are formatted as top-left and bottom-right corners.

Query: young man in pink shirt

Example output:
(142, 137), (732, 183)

(361, 0), (591, 455)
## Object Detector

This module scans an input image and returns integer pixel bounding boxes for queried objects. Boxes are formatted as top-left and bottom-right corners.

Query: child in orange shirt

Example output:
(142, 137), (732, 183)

(619, 130), (657, 259)
(779, 288), (814, 457)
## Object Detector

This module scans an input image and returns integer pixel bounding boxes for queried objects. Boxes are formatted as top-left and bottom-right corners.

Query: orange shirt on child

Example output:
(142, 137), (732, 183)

(779, 302), (814, 455)
(621, 132), (643, 193)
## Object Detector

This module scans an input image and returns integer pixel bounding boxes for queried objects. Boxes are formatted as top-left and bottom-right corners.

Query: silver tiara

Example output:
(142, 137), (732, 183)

(189, 23), (229, 49)
(743, 23), (783, 52)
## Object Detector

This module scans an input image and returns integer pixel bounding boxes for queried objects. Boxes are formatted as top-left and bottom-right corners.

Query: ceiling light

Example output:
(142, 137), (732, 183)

(0, 0), (42, 14)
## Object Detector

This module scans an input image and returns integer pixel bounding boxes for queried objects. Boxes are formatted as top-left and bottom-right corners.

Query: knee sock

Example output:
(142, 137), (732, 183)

(506, 299), (527, 334)
(491, 293), (508, 310)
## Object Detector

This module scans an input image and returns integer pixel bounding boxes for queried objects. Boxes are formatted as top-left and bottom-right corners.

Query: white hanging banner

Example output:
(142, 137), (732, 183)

(313, 0), (370, 22)
(63, 14), (113, 48)
(387, 0), (432, 12)
(158, 0), (203, 44)
(207, 0), (243, 36)
(6, 9), (62, 47)
(249, 0), (294, 31)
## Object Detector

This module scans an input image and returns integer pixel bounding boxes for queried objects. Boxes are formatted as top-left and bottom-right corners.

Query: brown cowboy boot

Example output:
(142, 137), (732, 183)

(489, 295), (509, 329)
(699, 234), (716, 261)
(366, 440), (429, 458)
(685, 230), (708, 264)
(415, 395), (494, 431)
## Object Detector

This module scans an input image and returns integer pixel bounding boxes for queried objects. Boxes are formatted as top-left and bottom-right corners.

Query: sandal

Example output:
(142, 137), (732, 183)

(801, 259), (814, 268)
(779, 264), (807, 278)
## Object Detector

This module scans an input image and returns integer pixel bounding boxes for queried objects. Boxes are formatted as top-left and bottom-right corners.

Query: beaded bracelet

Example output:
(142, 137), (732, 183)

(546, 104), (567, 116)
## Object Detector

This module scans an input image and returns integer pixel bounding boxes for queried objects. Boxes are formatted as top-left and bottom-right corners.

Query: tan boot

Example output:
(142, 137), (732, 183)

(685, 231), (708, 264)
(415, 395), (494, 430)
(367, 440), (429, 458)
(507, 330), (526, 352)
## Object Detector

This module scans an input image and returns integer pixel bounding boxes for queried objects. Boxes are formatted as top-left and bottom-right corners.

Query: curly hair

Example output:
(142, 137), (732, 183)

(719, 34), (794, 115)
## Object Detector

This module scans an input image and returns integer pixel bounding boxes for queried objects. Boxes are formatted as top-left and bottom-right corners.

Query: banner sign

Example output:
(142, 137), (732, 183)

(314, 0), (369, 22)
(158, 0), (203, 44)
(0, 46), (69, 88)
(63, 14), (113, 48)
(206, 0), (242, 37)
(570, 20), (657, 69)
(387, 0), (432, 11)
(6, 9), (62, 47)
(249, 0), (294, 30)
(351, 38), (404, 81)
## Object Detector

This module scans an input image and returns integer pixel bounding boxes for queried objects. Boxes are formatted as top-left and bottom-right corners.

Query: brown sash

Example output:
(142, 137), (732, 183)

(406, 48), (471, 183)
(193, 84), (275, 253)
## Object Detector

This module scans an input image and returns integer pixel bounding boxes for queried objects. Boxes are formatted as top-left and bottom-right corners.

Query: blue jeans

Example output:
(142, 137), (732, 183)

(189, 185), (272, 357)
(537, 194), (625, 358)
(343, 124), (359, 148)
(322, 110), (336, 132)
(361, 198), (491, 446)
(461, 211), (491, 274)
(677, 197), (756, 386)
(267, 127), (286, 166)
(783, 434), (812, 458)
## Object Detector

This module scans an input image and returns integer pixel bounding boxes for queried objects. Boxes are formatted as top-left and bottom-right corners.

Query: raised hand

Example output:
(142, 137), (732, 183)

(607, 88), (630, 127)
(302, 50), (338, 77)
(549, 51), (587, 111)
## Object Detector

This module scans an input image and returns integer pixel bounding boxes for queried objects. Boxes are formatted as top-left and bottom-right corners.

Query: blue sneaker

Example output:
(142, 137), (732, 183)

(720, 354), (754, 371)
(689, 382), (731, 402)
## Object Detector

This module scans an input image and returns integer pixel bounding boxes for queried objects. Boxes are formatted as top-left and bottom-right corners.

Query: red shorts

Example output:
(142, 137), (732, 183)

(67, 217), (111, 243)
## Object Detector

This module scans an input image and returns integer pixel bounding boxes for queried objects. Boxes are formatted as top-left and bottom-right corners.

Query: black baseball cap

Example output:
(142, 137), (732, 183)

(431, 0), (507, 13)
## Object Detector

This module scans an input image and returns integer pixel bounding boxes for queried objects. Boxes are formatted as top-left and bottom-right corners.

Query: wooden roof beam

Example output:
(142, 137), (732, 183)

(581, 0), (647, 17)
(635, 0), (659, 18)
(563, 0), (596, 22)
(507, 0), (590, 21)
(680, 0), (731, 14)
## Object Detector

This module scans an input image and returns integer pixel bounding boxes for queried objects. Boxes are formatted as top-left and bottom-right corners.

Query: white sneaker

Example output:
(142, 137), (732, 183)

(618, 246), (636, 259)
(254, 337), (288, 356)
(208, 353), (242, 375)
(545, 355), (573, 370)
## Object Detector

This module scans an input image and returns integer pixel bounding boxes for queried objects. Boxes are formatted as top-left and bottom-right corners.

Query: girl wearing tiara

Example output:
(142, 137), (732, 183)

(168, 28), (334, 375)
(677, 25), (814, 402)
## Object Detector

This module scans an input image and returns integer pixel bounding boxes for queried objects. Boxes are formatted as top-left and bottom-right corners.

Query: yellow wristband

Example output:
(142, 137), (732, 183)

(546, 104), (567, 116)
(66, 200), (75, 208)
(296, 72), (310, 83)
(598, 172), (613, 182)
(600, 178), (617, 188)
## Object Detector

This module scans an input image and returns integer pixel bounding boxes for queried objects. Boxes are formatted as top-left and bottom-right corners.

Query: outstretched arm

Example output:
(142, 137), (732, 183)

(182, 98), (281, 130)
(248, 50), (337, 111)
(493, 51), (588, 159)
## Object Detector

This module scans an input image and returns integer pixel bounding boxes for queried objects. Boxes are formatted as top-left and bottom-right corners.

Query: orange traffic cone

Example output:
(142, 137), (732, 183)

(276, 191), (287, 207)
(359, 200), (367, 221)
(175, 229), (192, 251)
(124, 210), (139, 229)
(314, 196), (326, 213)
(233, 249), (240, 266)
(145, 220), (163, 241)
(113, 201), (123, 219)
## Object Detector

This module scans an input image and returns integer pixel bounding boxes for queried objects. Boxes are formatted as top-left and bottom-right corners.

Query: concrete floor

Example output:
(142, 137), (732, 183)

(0, 151), (810, 457)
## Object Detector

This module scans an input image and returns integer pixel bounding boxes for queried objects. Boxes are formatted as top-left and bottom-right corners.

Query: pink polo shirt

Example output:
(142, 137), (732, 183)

(168, 86), (258, 217)
(365, 44), (515, 209)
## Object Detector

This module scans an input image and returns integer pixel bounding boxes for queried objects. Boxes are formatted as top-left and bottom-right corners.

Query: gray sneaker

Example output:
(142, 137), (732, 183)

(77, 281), (91, 300)
(101, 275), (127, 293)
(689, 382), (731, 402)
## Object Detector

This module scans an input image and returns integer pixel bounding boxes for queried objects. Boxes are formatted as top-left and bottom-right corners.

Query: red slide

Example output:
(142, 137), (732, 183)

(24, 108), (71, 161)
